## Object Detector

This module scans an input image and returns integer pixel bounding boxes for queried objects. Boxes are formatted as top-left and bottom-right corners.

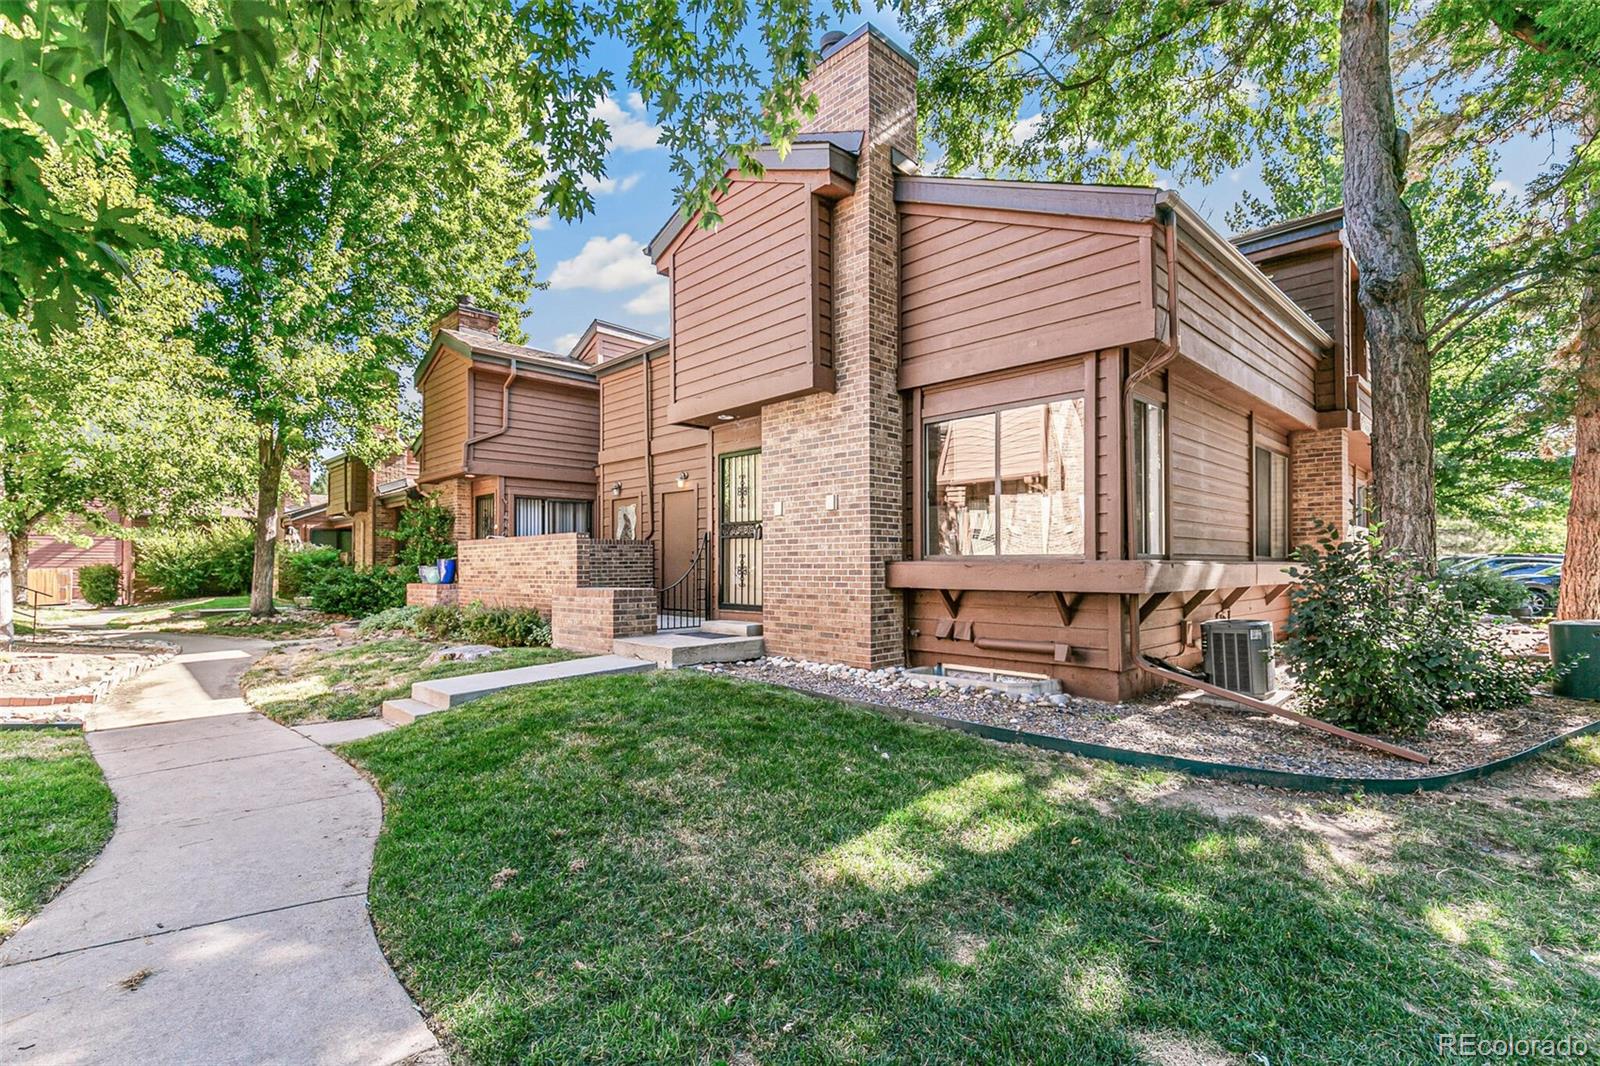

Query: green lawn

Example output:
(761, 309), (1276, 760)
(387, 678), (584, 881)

(341, 672), (1600, 1066)
(243, 636), (575, 726)
(0, 730), (115, 941)
(107, 597), (325, 639)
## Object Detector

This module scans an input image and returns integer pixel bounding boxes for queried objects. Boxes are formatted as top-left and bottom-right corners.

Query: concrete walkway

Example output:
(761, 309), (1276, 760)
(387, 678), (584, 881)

(0, 632), (442, 1066)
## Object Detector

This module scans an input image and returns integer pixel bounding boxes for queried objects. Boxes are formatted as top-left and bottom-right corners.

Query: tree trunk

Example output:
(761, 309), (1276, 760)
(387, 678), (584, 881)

(0, 530), (11, 641)
(1557, 173), (1600, 619)
(1339, 0), (1437, 567)
(250, 428), (285, 618)
(11, 525), (29, 605)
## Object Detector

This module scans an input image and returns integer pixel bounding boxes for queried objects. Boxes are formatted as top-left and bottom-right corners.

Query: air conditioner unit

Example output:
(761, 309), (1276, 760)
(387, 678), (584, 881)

(1201, 618), (1276, 697)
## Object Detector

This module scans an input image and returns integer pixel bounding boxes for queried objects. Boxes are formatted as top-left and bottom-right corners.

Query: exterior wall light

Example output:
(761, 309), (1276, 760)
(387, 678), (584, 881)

(676, 472), (689, 488)
(611, 482), (623, 496)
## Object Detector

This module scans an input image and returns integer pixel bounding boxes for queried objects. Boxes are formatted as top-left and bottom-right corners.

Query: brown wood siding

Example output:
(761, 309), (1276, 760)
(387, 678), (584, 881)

(418, 353), (470, 483)
(667, 180), (830, 422)
(600, 362), (647, 460)
(467, 369), (599, 486)
(1252, 249), (1344, 410)
(1168, 371), (1252, 559)
(1135, 586), (1291, 665)
(907, 589), (1116, 691)
(899, 204), (1156, 389)
(326, 456), (369, 519)
(1167, 235), (1322, 426)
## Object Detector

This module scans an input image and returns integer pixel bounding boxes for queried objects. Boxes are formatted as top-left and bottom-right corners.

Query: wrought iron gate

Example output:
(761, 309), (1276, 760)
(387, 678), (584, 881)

(718, 450), (762, 610)
(658, 533), (711, 630)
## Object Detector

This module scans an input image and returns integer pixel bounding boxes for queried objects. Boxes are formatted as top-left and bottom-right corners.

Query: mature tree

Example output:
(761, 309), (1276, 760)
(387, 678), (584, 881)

(1407, 0), (1600, 610)
(1232, 129), (1579, 548)
(0, 257), (253, 636)
(139, 63), (544, 616)
(902, 0), (1450, 562)
(3, 0), (837, 337)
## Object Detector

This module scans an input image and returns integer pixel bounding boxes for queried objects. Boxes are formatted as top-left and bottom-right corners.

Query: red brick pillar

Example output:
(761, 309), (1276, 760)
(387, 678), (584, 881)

(1289, 427), (1354, 548)
(760, 28), (917, 670)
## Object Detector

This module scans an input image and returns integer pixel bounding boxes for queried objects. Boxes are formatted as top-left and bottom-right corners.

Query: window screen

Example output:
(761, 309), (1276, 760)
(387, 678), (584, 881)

(1132, 399), (1166, 557)
(1253, 448), (1291, 558)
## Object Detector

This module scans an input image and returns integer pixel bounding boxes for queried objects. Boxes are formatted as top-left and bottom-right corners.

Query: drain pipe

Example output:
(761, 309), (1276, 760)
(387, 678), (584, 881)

(465, 357), (520, 451)
(1123, 599), (1429, 763)
(1117, 202), (1428, 766)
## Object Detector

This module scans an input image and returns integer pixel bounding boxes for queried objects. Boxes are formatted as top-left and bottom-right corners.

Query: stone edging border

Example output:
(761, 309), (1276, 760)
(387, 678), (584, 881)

(0, 639), (179, 725)
(768, 680), (1600, 795)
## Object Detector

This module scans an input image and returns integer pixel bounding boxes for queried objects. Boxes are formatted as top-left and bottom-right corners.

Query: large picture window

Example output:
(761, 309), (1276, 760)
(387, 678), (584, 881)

(1253, 447), (1290, 558)
(1132, 399), (1166, 557)
(514, 497), (593, 536)
(926, 398), (1086, 557)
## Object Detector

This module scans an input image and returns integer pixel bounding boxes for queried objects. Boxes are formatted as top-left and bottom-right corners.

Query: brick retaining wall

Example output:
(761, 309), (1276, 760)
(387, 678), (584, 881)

(551, 587), (657, 655)
(455, 535), (655, 615)
(405, 583), (458, 608)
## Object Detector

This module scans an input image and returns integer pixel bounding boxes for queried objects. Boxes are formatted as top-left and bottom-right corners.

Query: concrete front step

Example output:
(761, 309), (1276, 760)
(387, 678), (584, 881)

(612, 632), (765, 669)
(410, 655), (655, 710)
(697, 620), (763, 637)
(380, 698), (442, 726)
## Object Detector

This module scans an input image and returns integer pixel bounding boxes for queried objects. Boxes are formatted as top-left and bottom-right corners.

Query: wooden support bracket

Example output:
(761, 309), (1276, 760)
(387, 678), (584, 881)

(934, 618), (954, 639)
(1264, 583), (1290, 605)
(1180, 589), (1214, 619)
(1052, 591), (1084, 627)
(954, 620), (974, 642)
(938, 588), (964, 619)
(1216, 586), (1248, 614)
(1138, 591), (1173, 623)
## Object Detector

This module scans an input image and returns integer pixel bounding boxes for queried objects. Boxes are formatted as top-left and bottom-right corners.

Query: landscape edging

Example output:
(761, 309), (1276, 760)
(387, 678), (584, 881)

(766, 679), (1600, 794)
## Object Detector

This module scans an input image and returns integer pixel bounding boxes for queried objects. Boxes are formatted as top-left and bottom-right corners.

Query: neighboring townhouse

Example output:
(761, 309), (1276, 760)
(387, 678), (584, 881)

(287, 451), (420, 566)
(592, 23), (1370, 701)
(412, 296), (658, 542)
(23, 514), (139, 605)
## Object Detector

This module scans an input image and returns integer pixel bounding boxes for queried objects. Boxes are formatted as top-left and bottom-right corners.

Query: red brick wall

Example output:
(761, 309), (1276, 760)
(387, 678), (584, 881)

(551, 587), (657, 654)
(1290, 427), (1353, 547)
(760, 29), (916, 670)
(405, 583), (459, 608)
(456, 535), (655, 614)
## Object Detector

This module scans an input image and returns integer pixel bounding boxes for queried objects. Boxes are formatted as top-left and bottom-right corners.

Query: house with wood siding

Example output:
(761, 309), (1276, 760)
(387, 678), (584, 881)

(287, 451), (420, 566)
(412, 297), (658, 543)
(591, 24), (1371, 701)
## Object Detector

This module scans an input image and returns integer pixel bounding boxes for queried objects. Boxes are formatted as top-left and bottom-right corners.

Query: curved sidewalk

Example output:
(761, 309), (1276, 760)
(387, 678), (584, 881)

(0, 632), (442, 1066)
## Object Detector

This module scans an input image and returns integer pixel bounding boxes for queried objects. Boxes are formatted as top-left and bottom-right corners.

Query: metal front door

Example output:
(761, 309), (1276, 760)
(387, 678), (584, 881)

(718, 450), (762, 610)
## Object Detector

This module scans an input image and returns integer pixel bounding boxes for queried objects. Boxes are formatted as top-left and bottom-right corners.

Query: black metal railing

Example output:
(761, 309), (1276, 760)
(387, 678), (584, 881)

(658, 533), (711, 630)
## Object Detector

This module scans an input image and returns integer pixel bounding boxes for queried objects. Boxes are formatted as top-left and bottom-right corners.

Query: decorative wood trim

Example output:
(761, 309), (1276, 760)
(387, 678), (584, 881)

(1083, 351), (1099, 557)
(1217, 586), (1249, 613)
(1181, 589), (1213, 618)
(1138, 591), (1173, 623)
(937, 588), (964, 619)
(1264, 583), (1290, 605)
(888, 558), (1294, 595)
(1052, 590), (1083, 627)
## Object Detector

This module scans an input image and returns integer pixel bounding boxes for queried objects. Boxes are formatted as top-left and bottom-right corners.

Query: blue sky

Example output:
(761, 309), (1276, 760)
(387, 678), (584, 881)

(516, 14), (1558, 358)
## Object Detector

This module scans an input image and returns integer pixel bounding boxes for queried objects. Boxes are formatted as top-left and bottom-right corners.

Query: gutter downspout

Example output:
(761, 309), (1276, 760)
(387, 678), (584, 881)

(1124, 597), (1429, 763)
(465, 358), (519, 455)
(1117, 207), (1428, 766)
(643, 350), (655, 541)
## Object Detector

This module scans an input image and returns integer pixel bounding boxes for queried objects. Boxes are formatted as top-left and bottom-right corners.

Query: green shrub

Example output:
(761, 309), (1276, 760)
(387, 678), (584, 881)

(383, 493), (457, 570)
(278, 546), (342, 598)
(1438, 566), (1534, 616)
(404, 603), (550, 647)
(458, 604), (551, 647)
(306, 565), (408, 618)
(356, 605), (421, 635)
(135, 520), (255, 599)
(411, 604), (466, 641)
(77, 564), (122, 607)
(1283, 527), (1551, 736)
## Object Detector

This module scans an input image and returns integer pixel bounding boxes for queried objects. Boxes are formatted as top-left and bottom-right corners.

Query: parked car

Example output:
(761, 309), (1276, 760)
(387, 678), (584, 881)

(1440, 553), (1563, 616)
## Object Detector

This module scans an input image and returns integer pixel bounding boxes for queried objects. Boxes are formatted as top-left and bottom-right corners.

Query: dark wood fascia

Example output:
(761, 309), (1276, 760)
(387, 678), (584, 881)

(887, 558), (1296, 595)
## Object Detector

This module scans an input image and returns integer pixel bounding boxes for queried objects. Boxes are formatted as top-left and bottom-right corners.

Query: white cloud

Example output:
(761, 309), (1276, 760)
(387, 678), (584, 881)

(1489, 179), (1524, 201)
(552, 332), (581, 354)
(547, 233), (656, 292)
(583, 172), (643, 196)
(624, 277), (670, 318)
(591, 92), (661, 152)
(1012, 113), (1043, 144)
(530, 215), (553, 231)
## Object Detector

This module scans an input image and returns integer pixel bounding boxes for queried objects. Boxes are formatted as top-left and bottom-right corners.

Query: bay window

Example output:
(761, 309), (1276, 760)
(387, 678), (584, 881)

(926, 397), (1086, 557)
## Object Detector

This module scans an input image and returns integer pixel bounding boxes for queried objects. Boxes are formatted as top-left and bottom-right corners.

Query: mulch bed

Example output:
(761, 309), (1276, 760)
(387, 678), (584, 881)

(703, 657), (1599, 781)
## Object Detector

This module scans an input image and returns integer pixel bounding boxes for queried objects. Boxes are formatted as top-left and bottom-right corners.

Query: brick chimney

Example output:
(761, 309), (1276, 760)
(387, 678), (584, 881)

(430, 294), (501, 336)
(760, 25), (918, 670)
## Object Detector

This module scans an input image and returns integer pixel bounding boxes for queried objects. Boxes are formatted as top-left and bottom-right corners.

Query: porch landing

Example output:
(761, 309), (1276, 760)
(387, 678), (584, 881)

(613, 630), (765, 669)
